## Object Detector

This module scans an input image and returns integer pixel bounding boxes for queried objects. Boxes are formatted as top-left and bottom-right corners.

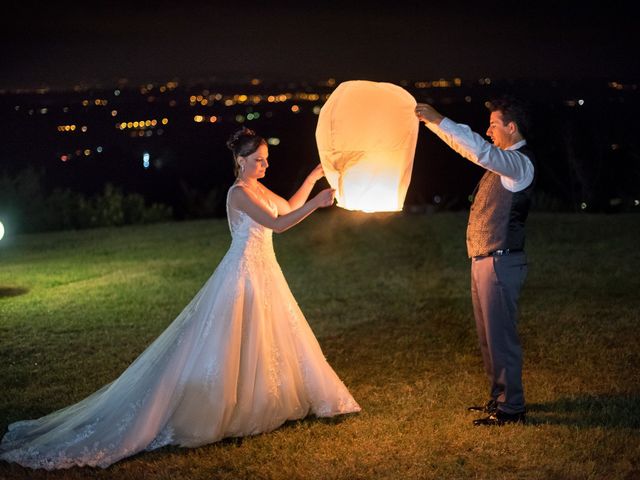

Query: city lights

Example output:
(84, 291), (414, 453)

(7, 77), (635, 220)
(116, 118), (164, 131)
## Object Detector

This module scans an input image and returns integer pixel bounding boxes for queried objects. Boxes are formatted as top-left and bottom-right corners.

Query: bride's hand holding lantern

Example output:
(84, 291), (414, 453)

(313, 188), (336, 208)
(306, 163), (325, 184)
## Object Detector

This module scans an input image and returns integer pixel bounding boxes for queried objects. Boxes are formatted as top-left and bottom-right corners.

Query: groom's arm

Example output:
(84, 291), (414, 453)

(416, 104), (534, 192)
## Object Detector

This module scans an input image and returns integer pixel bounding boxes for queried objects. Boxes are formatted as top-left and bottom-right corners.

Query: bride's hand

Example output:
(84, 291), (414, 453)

(313, 188), (335, 208)
(306, 163), (325, 184)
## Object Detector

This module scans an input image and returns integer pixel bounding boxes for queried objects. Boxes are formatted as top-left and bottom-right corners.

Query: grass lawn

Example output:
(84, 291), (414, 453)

(0, 211), (639, 479)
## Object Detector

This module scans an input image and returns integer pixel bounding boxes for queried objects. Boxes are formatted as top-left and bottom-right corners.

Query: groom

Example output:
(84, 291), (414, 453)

(416, 96), (535, 426)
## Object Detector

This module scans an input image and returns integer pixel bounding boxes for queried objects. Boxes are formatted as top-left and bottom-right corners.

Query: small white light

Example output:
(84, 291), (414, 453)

(578, 99), (585, 106)
(0, 221), (5, 241)
(143, 152), (150, 169)
(580, 202), (587, 210)
(267, 137), (280, 146)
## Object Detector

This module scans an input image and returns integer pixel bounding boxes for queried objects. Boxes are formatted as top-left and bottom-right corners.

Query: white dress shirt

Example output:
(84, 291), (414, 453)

(426, 117), (535, 193)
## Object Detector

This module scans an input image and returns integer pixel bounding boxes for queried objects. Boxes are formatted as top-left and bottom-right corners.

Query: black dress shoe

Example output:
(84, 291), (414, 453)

(467, 398), (498, 414)
(473, 410), (526, 426)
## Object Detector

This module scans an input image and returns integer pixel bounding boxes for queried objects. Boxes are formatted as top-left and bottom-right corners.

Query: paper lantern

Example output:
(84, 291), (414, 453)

(316, 80), (418, 212)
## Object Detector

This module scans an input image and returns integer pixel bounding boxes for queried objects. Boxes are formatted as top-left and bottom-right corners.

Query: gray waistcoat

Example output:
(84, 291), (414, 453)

(466, 146), (535, 258)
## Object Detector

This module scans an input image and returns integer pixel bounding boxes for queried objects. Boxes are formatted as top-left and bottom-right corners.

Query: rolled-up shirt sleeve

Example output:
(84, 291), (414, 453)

(426, 117), (534, 192)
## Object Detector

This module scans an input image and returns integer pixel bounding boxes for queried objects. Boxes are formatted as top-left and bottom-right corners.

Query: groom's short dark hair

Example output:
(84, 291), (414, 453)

(486, 95), (531, 139)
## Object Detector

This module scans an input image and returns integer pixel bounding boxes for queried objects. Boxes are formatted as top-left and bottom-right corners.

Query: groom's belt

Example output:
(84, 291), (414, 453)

(471, 248), (524, 259)
(488, 248), (523, 256)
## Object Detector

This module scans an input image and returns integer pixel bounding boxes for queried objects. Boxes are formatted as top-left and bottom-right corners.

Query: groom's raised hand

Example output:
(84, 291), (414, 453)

(415, 103), (444, 126)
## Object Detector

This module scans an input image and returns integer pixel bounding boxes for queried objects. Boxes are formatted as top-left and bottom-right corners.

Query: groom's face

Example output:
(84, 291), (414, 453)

(486, 111), (515, 150)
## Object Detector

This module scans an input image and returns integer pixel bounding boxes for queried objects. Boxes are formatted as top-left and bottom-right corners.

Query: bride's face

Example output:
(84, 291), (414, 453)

(239, 144), (269, 179)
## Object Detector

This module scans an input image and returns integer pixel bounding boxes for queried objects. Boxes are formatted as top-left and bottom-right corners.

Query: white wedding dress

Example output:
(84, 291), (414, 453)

(0, 182), (360, 470)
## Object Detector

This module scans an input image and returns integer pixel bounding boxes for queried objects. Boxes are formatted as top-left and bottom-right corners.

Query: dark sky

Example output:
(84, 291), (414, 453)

(1, 1), (637, 88)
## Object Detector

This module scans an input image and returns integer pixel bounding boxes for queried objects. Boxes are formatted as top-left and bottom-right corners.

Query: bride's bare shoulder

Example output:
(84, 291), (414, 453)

(228, 184), (259, 209)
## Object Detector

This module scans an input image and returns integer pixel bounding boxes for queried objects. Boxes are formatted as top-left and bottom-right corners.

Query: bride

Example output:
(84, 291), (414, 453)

(0, 128), (361, 470)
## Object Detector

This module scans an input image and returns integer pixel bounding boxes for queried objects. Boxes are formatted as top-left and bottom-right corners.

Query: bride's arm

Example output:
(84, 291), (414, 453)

(265, 164), (325, 214)
(230, 186), (334, 233)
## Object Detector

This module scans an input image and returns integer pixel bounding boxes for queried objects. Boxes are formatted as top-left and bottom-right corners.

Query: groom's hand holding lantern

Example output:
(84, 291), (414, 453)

(415, 103), (444, 126)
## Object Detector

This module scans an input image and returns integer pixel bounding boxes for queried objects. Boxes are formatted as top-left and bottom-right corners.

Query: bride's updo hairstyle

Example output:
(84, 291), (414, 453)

(226, 127), (267, 176)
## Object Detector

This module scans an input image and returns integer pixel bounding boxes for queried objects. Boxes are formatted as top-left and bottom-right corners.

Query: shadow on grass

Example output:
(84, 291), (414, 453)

(528, 394), (640, 429)
(0, 287), (29, 298)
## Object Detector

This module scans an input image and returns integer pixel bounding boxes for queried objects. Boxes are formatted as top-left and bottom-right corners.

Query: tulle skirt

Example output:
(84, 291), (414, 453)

(0, 243), (360, 469)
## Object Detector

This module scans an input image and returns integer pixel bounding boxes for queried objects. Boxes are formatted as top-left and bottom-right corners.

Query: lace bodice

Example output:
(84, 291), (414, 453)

(226, 181), (278, 254)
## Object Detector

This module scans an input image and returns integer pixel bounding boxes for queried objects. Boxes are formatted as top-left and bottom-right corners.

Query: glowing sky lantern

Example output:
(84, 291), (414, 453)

(316, 80), (418, 212)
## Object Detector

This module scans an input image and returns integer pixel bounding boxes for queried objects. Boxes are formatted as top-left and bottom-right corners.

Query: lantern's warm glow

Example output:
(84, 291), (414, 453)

(316, 80), (418, 212)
